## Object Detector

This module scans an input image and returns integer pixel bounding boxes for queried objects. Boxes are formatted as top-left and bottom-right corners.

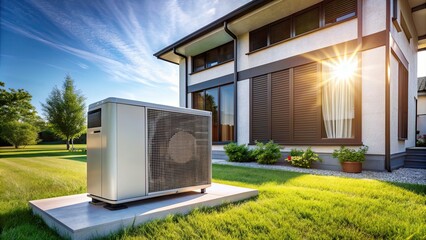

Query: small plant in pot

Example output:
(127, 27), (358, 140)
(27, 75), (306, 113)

(332, 145), (369, 173)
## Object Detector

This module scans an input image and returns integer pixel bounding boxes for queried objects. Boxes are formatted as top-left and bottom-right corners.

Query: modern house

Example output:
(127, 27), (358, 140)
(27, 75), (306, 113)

(154, 0), (426, 171)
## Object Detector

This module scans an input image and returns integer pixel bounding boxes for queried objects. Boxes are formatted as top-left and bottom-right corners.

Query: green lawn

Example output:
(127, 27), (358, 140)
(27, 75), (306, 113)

(0, 145), (425, 239)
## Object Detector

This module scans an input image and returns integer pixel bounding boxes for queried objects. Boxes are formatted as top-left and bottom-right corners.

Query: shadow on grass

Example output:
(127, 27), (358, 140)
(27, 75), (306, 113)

(0, 208), (61, 239)
(0, 151), (86, 159)
(387, 181), (426, 195)
(212, 164), (304, 186)
(0, 149), (62, 154)
(62, 155), (87, 162)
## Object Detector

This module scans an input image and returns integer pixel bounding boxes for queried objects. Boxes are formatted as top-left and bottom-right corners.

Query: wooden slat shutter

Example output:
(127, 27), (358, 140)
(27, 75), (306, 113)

(293, 63), (320, 142)
(271, 69), (290, 143)
(398, 63), (408, 139)
(324, 0), (357, 24)
(251, 74), (269, 142)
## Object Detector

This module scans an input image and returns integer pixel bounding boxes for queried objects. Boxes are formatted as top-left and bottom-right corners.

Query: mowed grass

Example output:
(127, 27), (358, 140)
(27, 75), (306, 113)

(0, 145), (425, 239)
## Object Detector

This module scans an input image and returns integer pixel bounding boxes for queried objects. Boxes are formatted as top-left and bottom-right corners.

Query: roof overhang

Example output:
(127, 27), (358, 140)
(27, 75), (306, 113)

(154, 0), (323, 64)
(409, 0), (426, 50)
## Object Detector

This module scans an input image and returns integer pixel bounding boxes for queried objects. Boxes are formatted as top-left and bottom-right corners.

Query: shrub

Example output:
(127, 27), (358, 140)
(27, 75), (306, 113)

(253, 140), (282, 165)
(287, 147), (321, 168)
(332, 145), (369, 163)
(416, 135), (426, 147)
(224, 142), (254, 162)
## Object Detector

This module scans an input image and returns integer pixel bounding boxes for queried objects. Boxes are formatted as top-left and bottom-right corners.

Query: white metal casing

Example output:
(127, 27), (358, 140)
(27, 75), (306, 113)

(87, 97), (212, 204)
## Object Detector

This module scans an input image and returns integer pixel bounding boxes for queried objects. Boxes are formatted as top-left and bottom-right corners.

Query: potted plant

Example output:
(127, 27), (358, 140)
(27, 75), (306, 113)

(332, 145), (369, 173)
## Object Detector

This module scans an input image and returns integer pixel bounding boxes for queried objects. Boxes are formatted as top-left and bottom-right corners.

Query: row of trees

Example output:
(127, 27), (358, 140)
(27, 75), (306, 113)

(0, 75), (86, 149)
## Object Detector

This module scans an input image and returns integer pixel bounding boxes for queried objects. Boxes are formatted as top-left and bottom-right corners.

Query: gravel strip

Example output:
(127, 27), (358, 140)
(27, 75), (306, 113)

(213, 159), (426, 185)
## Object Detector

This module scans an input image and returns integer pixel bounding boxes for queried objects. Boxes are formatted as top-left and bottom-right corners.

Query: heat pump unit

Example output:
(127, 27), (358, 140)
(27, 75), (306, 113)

(87, 98), (212, 206)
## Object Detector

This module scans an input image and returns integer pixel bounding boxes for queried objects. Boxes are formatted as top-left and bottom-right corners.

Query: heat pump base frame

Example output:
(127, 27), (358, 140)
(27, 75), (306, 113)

(87, 184), (211, 205)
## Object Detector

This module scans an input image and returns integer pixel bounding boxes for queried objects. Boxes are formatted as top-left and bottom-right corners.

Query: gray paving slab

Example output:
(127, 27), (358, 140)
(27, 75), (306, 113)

(29, 183), (258, 240)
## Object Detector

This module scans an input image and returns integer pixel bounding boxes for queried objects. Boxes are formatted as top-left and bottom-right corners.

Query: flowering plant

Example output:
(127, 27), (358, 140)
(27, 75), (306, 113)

(286, 147), (321, 168)
(416, 135), (426, 147)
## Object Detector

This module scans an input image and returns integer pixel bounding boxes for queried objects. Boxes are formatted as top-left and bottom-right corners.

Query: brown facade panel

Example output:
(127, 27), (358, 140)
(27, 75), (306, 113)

(292, 63), (320, 142)
(251, 74), (269, 142)
(271, 69), (290, 143)
(398, 63), (408, 140)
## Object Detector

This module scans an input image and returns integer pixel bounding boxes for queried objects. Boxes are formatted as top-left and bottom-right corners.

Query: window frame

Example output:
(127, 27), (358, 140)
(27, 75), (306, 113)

(249, 0), (357, 52)
(192, 84), (235, 144)
(249, 59), (362, 146)
(192, 41), (234, 73)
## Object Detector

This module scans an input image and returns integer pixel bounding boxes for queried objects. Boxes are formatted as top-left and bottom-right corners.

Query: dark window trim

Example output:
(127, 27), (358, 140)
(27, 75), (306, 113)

(189, 59), (233, 75)
(191, 41), (234, 73)
(249, 57), (362, 146)
(192, 84), (235, 144)
(248, 0), (357, 53)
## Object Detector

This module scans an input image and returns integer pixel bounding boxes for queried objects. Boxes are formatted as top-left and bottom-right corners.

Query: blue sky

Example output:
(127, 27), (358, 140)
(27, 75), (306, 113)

(0, 0), (249, 116)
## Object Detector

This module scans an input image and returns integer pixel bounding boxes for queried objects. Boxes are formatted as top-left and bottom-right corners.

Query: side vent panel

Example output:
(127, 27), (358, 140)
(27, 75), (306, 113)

(147, 109), (211, 193)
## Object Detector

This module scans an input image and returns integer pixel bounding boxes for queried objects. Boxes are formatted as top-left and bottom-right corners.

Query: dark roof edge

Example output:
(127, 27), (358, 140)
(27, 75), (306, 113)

(153, 0), (273, 58)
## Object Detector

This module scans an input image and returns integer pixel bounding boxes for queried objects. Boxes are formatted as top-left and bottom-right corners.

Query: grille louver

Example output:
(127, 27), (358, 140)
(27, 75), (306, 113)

(147, 109), (210, 193)
(251, 74), (269, 142)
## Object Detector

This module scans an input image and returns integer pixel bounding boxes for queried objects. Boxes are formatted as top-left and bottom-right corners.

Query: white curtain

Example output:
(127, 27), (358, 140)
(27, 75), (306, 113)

(322, 60), (355, 138)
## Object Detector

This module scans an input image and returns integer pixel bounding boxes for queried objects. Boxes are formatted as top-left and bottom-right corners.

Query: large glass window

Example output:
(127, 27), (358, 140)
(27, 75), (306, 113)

(220, 85), (234, 142)
(251, 59), (360, 144)
(205, 88), (219, 142)
(192, 42), (234, 72)
(191, 84), (234, 142)
(192, 91), (204, 110)
(321, 58), (356, 139)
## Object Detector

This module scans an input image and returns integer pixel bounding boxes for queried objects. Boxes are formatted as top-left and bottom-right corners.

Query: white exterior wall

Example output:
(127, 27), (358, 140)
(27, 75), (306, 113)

(179, 60), (186, 107)
(388, 0), (418, 152)
(390, 55), (405, 154)
(362, 47), (386, 155)
(188, 61), (233, 86)
(362, 0), (386, 36)
(238, 19), (357, 71)
(237, 79), (250, 144)
(418, 96), (426, 135)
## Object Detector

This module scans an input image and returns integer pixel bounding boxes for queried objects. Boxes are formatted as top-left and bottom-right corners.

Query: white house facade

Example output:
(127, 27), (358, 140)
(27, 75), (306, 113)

(155, 0), (426, 171)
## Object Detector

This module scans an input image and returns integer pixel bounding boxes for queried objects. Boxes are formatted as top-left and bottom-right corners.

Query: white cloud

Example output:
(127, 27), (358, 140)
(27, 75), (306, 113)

(2, 0), (249, 101)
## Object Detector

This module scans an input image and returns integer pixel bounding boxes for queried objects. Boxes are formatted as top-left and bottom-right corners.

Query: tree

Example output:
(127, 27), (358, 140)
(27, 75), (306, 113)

(2, 121), (38, 148)
(42, 75), (86, 150)
(0, 81), (38, 126)
(0, 81), (42, 147)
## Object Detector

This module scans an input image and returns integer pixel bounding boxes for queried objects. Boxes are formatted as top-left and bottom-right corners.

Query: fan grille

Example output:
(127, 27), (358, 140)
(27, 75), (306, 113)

(147, 109), (211, 193)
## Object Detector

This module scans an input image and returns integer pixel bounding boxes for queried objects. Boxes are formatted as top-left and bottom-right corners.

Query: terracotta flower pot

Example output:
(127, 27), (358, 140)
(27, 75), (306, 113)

(341, 162), (362, 173)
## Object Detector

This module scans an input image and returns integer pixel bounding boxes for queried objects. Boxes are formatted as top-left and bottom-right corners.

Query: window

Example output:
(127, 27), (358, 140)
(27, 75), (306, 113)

(192, 42), (234, 72)
(249, 0), (357, 51)
(220, 85), (235, 142)
(270, 19), (291, 44)
(250, 60), (359, 144)
(321, 58), (356, 138)
(250, 28), (268, 51)
(324, 0), (357, 25)
(295, 7), (319, 36)
(192, 84), (234, 142)
(192, 91), (205, 110)
(205, 88), (219, 142)
(398, 63), (408, 140)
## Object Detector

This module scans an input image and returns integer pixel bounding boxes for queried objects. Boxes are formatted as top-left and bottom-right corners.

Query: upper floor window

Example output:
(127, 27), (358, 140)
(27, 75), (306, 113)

(192, 41), (234, 73)
(249, 0), (357, 52)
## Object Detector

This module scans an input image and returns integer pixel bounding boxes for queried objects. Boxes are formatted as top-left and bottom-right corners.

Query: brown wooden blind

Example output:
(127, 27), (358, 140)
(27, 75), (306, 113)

(251, 74), (269, 142)
(293, 63), (320, 142)
(398, 63), (408, 140)
(324, 0), (357, 24)
(271, 69), (290, 143)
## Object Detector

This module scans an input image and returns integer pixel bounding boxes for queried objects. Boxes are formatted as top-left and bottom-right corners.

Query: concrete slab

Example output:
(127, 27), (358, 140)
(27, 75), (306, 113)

(29, 183), (258, 240)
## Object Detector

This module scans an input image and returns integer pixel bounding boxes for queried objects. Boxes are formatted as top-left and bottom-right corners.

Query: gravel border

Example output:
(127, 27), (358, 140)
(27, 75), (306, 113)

(213, 159), (426, 185)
